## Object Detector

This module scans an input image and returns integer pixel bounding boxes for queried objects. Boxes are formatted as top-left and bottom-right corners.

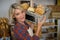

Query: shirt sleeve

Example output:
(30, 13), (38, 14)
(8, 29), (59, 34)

(13, 25), (39, 40)
(33, 35), (39, 40)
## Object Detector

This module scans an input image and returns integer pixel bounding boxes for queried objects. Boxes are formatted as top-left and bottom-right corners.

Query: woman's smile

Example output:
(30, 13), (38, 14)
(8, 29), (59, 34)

(14, 9), (26, 22)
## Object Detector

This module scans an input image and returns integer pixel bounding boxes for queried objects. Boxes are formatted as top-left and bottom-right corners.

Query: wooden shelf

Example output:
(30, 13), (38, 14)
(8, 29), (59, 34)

(47, 5), (60, 12)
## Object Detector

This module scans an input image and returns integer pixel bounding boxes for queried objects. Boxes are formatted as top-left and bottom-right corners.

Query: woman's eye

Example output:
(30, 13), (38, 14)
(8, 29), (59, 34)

(21, 10), (25, 13)
(16, 13), (19, 15)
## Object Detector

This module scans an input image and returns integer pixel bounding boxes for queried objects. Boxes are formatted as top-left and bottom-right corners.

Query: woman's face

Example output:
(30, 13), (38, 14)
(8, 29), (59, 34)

(14, 9), (26, 22)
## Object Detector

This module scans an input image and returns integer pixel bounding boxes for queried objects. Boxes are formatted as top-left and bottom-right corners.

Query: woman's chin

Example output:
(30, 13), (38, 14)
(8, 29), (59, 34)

(21, 19), (25, 22)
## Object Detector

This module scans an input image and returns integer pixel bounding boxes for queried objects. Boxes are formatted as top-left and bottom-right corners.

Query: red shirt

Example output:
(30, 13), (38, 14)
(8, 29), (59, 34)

(13, 22), (39, 40)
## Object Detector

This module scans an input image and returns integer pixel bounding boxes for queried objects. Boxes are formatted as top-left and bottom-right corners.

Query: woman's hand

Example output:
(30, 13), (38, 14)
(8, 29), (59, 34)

(35, 16), (46, 36)
(27, 21), (34, 29)
(38, 16), (46, 28)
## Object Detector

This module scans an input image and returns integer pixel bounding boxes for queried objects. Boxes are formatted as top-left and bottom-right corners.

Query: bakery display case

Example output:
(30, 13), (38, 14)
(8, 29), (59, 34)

(33, 18), (58, 40)
(41, 19), (58, 40)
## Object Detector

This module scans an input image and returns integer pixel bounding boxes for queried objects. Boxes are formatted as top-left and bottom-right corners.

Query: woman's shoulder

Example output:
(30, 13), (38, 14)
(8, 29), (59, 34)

(24, 21), (33, 28)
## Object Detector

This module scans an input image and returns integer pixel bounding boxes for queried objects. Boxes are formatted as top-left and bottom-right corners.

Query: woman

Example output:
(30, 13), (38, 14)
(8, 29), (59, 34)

(9, 3), (46, 40)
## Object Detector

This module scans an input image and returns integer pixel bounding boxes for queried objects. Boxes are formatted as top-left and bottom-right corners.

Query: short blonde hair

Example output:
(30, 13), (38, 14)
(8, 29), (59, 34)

(9, 3), (24, 24)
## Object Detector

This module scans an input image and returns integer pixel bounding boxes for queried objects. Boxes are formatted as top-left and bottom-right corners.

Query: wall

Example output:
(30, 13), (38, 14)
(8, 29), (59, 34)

(34, 0), (55, 5)
(0, 0), (16, 18)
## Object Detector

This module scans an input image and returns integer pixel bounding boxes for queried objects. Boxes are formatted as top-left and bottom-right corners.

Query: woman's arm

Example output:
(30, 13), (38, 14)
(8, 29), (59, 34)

(35, 16), (46, 37)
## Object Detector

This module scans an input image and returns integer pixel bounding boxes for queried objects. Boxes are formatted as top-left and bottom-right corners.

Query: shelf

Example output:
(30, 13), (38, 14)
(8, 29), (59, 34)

(41, 32), (57, 39)
(47, 5), (60, 12)
(42, 25), (58, 28)
(42, 32), (57, 35)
